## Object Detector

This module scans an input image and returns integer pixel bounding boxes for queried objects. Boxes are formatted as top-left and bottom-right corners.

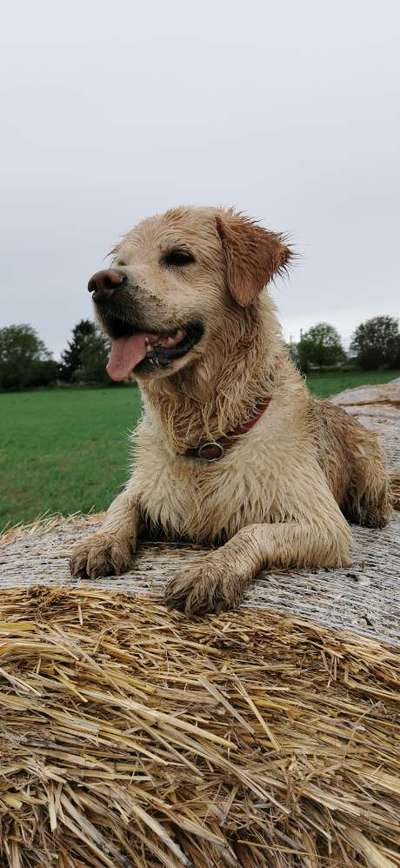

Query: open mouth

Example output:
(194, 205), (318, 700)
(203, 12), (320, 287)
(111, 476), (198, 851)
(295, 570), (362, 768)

(103, 316), (204, 381)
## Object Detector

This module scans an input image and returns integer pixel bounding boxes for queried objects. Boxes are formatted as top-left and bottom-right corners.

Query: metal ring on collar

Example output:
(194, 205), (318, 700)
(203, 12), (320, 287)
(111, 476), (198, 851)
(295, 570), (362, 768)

(197, 441), (225, 461)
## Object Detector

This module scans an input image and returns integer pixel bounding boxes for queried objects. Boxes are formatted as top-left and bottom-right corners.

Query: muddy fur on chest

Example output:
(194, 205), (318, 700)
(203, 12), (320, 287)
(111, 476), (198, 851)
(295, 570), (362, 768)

(136, 447), (277, 544)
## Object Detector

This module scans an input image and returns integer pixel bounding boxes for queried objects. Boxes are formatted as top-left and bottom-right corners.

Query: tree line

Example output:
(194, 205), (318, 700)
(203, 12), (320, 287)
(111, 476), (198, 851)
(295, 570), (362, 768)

(0, 320), (111, 390)
(0, 315), (399, 390)
(289, 316), (400, 373)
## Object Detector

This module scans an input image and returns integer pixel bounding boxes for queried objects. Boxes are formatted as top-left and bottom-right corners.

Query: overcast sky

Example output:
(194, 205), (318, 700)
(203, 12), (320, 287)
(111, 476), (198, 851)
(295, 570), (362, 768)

(1, 0), (399, 357)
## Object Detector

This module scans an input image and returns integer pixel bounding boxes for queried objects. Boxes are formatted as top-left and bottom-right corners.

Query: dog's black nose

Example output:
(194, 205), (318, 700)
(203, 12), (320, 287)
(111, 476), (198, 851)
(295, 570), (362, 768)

(88, 269), (127, 302)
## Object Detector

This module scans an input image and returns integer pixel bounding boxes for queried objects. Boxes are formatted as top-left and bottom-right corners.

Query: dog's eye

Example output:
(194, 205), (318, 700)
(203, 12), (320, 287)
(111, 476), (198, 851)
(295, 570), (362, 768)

(162, 249), (195, 267)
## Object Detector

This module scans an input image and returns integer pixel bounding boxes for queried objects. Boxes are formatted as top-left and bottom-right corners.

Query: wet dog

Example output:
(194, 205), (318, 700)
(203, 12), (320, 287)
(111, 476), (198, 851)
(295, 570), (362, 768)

(70, 207), (391, 614)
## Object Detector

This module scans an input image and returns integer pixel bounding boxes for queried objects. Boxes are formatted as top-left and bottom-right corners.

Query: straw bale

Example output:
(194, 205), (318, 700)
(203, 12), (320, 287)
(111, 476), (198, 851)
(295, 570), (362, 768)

(1, 587), (400, 867)
(331, 378), (400, 469)
(1, 511), (400, 647)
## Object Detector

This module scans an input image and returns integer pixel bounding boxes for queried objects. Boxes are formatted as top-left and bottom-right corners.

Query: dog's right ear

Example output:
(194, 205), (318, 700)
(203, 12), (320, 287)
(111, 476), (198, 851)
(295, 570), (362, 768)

(216, 210), (291, 307)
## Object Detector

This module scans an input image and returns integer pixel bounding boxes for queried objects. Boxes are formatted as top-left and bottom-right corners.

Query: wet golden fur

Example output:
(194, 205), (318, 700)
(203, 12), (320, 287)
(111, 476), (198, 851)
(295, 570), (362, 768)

(70, 207), (392, 614)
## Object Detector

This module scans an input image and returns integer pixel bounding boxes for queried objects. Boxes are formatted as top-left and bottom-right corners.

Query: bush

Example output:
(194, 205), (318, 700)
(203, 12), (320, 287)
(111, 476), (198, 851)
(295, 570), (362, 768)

(350, 316), (400, 370)
(0, 324), (56, 390)
(29, 360), (61, 387)
(297, 323), (345, 373)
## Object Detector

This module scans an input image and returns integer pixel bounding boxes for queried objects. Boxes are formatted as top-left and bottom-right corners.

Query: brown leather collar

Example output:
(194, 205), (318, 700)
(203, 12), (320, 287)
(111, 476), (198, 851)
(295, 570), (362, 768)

(184, 396), (272, 462)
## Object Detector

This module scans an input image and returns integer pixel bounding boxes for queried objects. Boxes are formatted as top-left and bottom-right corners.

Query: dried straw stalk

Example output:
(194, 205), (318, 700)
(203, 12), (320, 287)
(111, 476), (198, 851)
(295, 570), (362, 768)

(1, 587), (399, 867)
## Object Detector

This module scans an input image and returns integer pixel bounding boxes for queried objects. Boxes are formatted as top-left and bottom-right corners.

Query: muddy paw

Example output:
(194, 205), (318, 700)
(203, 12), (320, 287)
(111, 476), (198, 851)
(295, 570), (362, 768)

(69, 532), (135, 579)
(164, 558), (244, 616)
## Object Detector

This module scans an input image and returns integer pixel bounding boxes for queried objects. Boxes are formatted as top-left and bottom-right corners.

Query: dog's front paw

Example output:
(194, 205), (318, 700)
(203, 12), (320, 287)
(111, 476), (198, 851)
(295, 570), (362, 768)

(69, 532), (135, 579)
(164, 557), (244, 616)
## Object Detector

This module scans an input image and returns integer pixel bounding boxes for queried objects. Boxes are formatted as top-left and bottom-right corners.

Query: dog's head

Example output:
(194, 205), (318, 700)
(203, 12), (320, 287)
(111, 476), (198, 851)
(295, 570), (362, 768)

(89, 207), (291, 381)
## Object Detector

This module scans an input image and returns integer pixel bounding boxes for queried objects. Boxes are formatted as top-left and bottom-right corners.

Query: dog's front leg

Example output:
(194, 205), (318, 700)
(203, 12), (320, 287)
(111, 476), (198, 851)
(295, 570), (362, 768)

(164, 518), (352, 615)
(69, 490), (140, 579)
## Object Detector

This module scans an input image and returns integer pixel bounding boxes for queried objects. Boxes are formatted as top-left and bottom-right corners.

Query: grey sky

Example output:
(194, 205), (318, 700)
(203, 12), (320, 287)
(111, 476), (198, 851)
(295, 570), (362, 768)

(1, 0), (399, 357)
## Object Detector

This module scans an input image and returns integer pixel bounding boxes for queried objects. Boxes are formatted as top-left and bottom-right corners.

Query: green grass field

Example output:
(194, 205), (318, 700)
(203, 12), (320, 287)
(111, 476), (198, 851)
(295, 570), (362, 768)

(1, 370), (399, 530)
(304, 369), (400, 398)
(0, 387), (142, 530)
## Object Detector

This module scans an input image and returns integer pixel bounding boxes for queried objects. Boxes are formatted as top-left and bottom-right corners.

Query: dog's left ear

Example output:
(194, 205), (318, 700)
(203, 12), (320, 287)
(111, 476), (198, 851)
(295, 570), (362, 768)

(216, 211), (291, 307)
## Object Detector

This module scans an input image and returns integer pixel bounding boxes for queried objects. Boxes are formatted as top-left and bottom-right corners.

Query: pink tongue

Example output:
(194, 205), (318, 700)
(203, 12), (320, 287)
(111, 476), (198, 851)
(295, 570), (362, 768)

(107, 334), (152, 381)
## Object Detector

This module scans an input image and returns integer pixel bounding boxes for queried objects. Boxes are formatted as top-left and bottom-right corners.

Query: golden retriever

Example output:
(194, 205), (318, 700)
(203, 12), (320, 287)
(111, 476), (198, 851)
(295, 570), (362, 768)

(70, 207), (392, 614)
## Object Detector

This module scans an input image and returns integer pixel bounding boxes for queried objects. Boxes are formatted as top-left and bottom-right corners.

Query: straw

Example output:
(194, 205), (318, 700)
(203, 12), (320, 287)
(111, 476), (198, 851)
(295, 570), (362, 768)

(1, 586), (399, 867)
